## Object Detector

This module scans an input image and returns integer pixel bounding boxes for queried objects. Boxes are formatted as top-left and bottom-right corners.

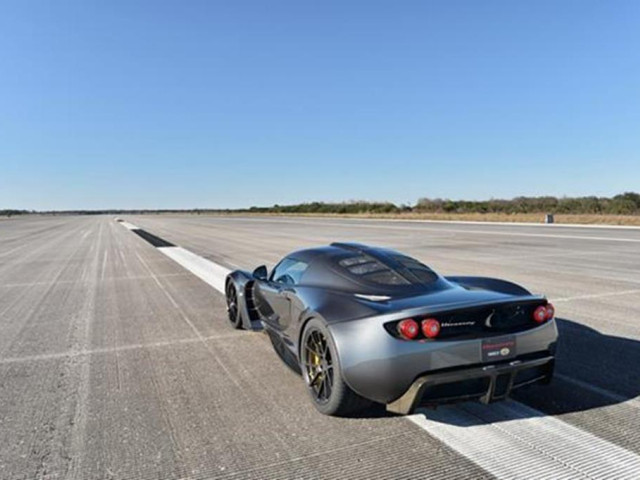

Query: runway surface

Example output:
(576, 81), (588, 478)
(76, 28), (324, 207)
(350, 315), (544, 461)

(1, 214), (639, 479)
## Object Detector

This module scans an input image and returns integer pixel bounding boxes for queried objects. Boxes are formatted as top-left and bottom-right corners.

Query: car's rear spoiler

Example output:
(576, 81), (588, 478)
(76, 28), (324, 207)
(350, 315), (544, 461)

(445, 276), (533, 297)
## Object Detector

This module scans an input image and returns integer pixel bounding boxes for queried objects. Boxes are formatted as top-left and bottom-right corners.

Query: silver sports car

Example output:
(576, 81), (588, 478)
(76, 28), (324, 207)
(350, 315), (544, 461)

(225, 243), (557, 416)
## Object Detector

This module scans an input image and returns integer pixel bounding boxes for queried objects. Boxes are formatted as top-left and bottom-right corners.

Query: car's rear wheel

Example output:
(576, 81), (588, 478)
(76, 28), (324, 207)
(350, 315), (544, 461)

(225, 282), (242, 329)
(301, 319), (370, 416)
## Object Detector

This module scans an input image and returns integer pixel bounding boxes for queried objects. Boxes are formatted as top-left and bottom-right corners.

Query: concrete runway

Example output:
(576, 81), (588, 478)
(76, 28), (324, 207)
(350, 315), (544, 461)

(1, 215), (639, 479)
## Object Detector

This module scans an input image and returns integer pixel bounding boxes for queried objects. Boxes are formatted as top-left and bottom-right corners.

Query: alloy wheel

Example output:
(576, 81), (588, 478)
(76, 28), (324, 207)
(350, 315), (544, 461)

(226, 283), (239, 324)
(303, 329), (334, 404)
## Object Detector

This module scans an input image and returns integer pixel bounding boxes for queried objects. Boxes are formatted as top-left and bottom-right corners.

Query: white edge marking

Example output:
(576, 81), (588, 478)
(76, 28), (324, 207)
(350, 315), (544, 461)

(158, 246), (230, 293)
(216, 215), (640, 230)
(116, 219), (230, 291)
(120, 221), (140, 230)
(552, 288), (640, 302)
(0, 333), (245, 364)
(217, 217), (640, 243)
(373, 217), (640, 230)
(409, 401), (640, 479)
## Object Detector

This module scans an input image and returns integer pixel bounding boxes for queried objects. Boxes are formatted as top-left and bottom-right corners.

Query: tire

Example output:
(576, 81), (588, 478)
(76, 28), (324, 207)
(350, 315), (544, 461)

(300, 318), (371, 416)
(225, 281), (243, 329)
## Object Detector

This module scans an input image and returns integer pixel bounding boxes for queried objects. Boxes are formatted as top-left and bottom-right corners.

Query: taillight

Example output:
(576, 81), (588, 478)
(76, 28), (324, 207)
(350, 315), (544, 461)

(532, 305), (547, 323)
(397, 319), (419, 339)
(545, 303), (555, 320)
(422, 318), (441, 339)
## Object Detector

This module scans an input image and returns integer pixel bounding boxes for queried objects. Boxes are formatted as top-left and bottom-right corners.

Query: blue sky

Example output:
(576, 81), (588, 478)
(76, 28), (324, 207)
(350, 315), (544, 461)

(1, 1), (638, 210)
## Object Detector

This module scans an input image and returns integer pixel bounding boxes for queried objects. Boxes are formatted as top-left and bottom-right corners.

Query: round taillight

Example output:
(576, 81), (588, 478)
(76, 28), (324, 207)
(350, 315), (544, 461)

(533, 305), (547, 323)
(545, 303), (555, 320)
(397, 319), (419, 339)
(422, 318), (441, 339)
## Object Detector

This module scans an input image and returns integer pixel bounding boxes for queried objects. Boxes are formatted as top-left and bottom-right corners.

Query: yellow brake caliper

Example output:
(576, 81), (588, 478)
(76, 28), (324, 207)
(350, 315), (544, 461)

(309, 340), (322, 385)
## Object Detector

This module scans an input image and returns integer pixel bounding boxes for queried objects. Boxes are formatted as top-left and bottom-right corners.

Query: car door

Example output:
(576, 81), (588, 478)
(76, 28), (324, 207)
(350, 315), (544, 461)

(257, 258), (308, 331)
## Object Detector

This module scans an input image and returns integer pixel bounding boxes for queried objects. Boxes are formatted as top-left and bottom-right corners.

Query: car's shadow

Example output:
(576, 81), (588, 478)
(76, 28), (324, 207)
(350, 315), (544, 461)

(511, 317), (640, 414)
(273, 318), (640, 422)
(409, 318), (640, 425)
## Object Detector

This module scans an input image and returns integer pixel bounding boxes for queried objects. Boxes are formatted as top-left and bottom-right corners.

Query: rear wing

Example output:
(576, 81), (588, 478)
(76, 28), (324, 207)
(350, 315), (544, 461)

(445, 276), (533, 297)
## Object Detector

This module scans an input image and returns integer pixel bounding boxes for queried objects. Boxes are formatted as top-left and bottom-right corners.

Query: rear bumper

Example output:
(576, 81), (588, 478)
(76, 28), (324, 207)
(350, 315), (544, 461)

(386, 355), (555, 414)
(329, 316), (558, 405)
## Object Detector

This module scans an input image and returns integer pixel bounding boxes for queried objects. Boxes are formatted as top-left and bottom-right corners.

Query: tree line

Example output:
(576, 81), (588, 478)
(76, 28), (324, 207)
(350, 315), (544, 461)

(0, 209), (33, 217)
(3, 192), (639, 216)
(414, 192), (640, 215)
(248, 192), (640, 215)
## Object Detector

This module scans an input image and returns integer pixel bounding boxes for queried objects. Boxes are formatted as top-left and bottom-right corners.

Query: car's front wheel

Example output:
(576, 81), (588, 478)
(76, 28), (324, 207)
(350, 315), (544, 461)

(225, 282), (242, 329)
(300, 319), (370, 416)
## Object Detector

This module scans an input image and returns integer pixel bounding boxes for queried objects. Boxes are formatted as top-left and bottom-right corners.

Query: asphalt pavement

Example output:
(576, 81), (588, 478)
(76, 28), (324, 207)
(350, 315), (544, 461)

(1, 214), (639, 479)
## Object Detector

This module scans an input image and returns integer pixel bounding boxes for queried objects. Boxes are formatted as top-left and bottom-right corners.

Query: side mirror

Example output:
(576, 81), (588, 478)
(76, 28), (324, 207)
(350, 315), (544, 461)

(253, 265), (268, 280)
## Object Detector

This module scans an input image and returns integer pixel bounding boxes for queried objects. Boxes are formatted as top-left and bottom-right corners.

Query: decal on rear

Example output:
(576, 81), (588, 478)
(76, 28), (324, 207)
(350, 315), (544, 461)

(482, 335), (516, 361)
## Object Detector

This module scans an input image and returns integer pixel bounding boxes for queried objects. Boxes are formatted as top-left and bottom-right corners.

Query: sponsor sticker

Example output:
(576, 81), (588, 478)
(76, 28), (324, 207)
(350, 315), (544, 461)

(481, 335), (516, 362)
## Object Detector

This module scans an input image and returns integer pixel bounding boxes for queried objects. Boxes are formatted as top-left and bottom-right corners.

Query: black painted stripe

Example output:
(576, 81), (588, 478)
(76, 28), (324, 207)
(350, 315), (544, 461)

(132, 229), (175, 248)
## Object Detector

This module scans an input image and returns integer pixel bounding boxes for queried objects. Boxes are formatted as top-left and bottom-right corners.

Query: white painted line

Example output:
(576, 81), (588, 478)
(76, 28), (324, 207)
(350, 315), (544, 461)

(101, 251), (108, 281)
(409, 401), (640, 479)
(220, 218), (640, 243)
(401, 218), (640, 230)
(119, 221), (139, 230)
(0, 272), (191, 288)
(0, 332), (245, 364)
(157, 246), (230, 293)
(116, 218), (230, 291)
(215, 215), (640, 231)
(134, 251), (243, 391)
(552, 289), (640, 303)
(388, 225), (640, 243)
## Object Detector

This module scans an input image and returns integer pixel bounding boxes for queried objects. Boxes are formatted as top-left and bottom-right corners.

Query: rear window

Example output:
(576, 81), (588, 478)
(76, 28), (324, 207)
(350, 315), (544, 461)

(391, 254), (439, 284)
(338, 253), (438, 286)
(338, 255), (410, 285)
